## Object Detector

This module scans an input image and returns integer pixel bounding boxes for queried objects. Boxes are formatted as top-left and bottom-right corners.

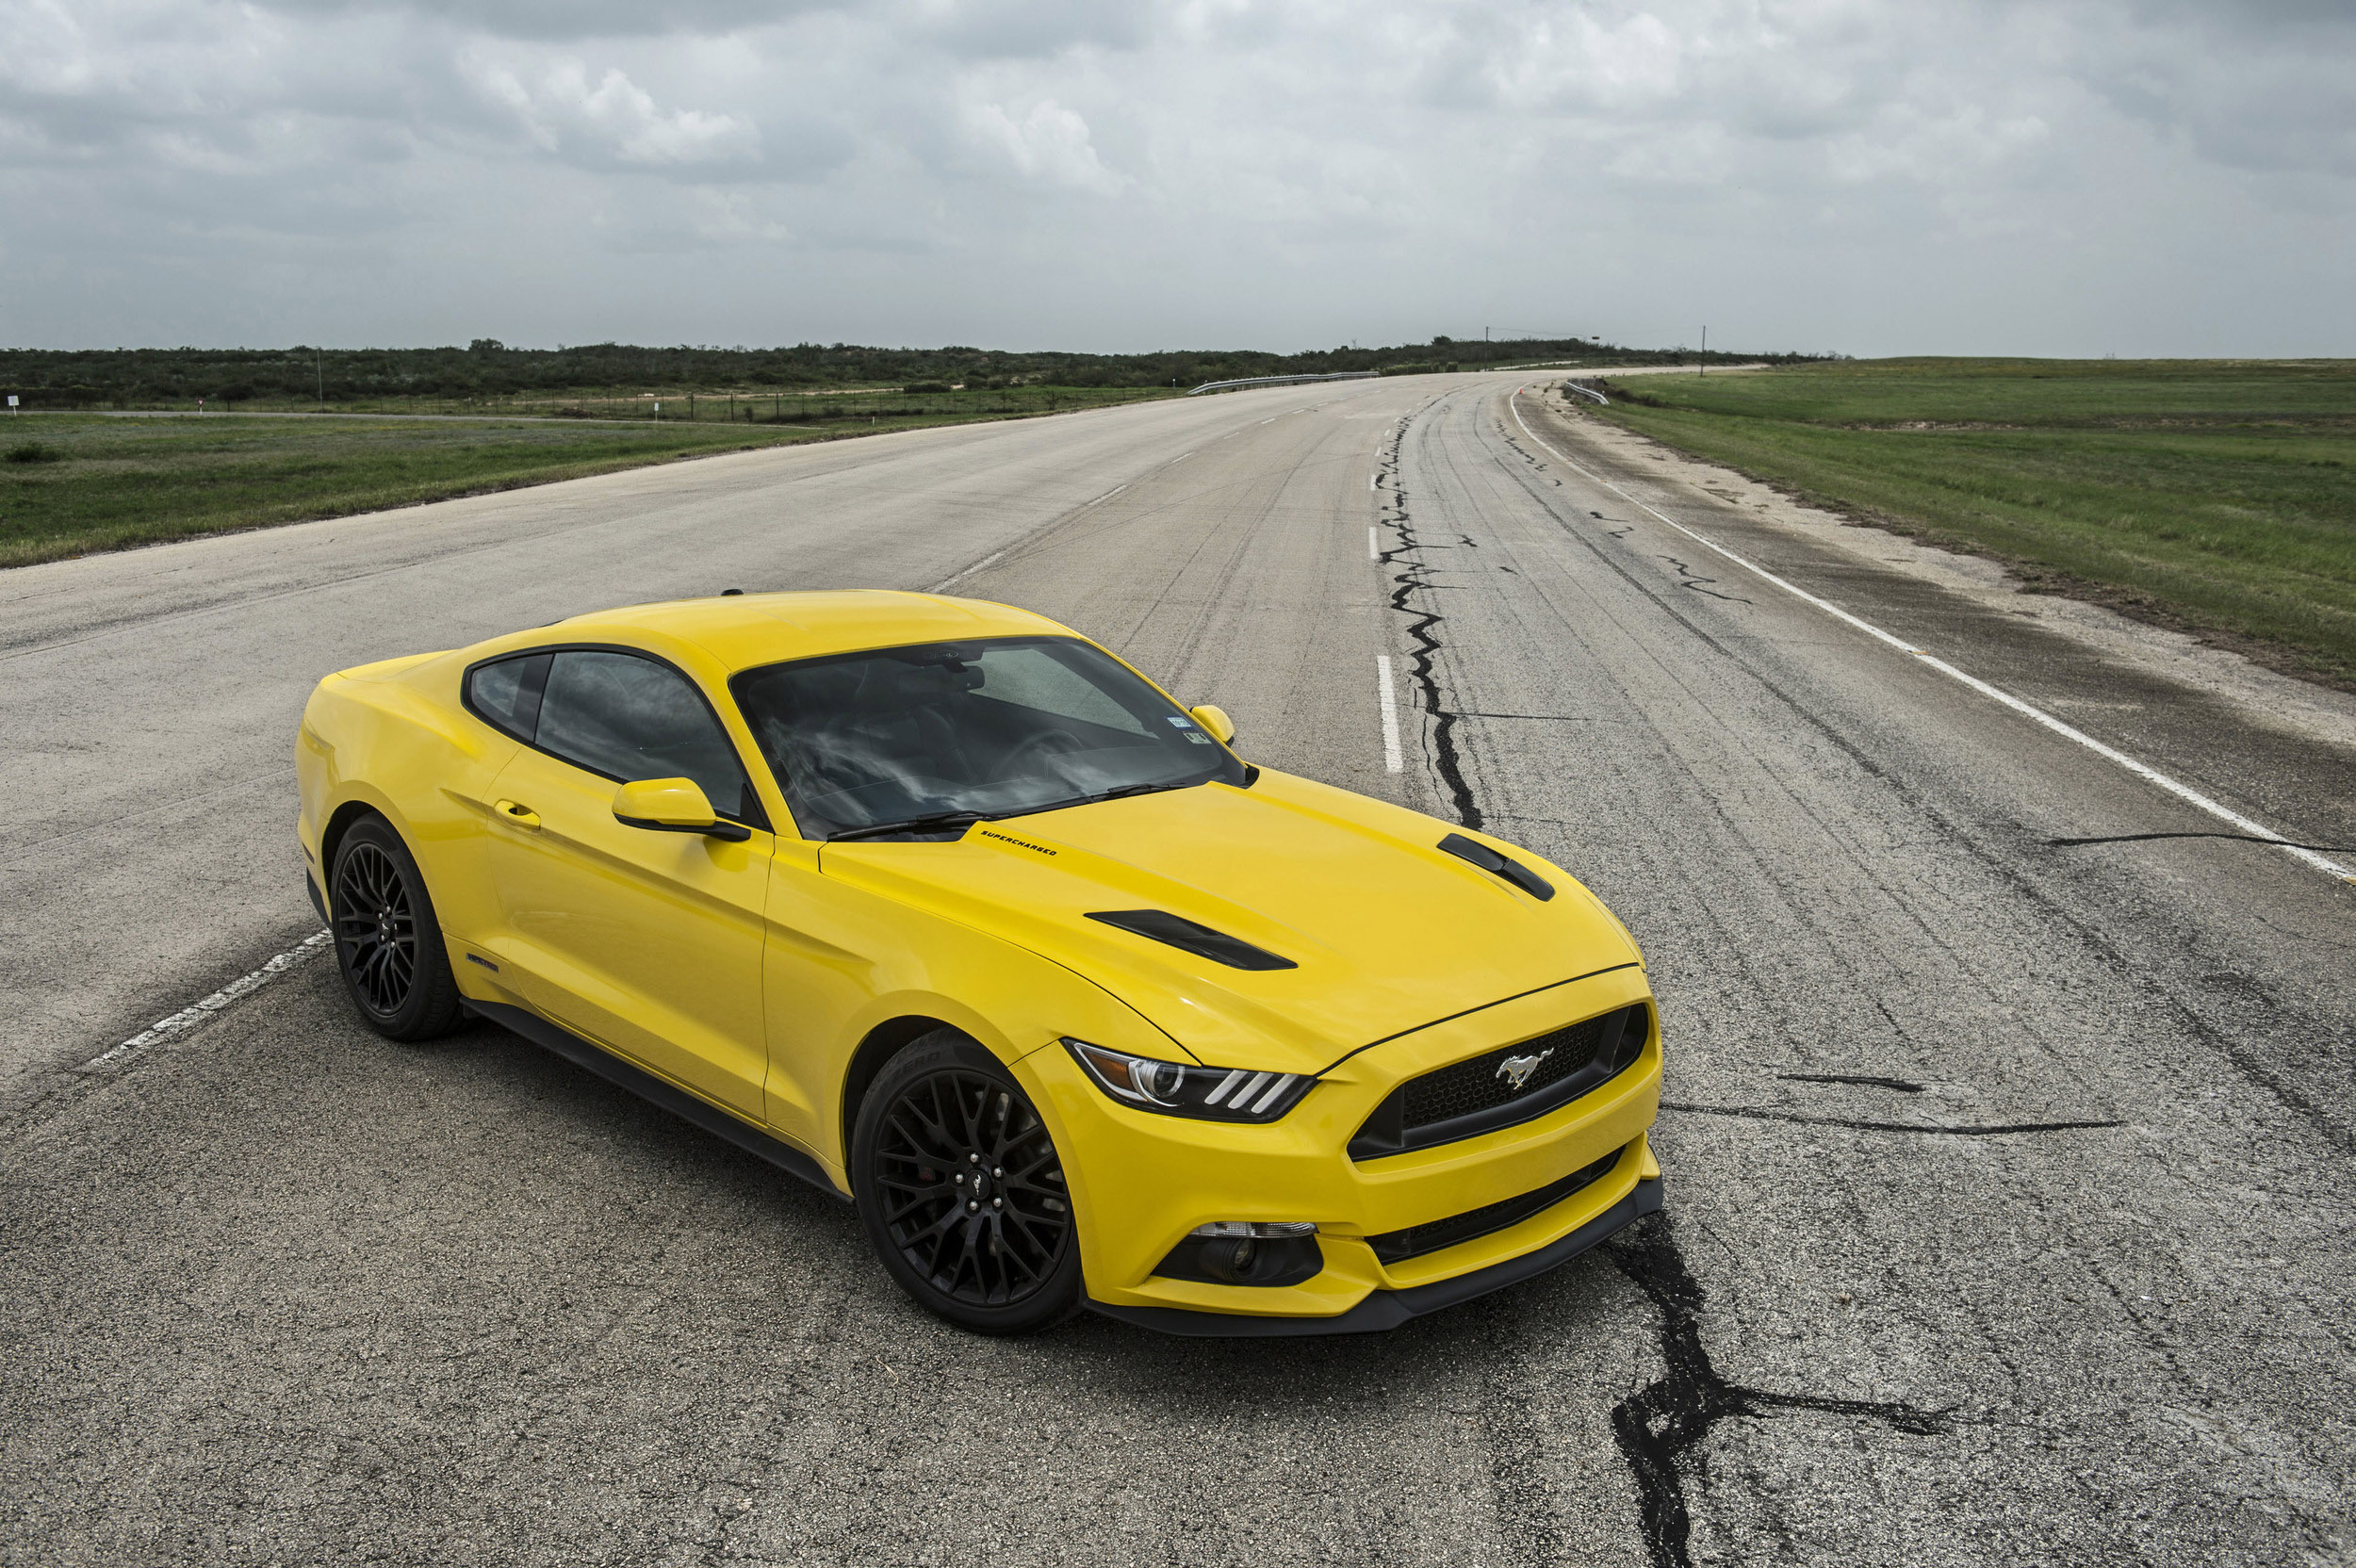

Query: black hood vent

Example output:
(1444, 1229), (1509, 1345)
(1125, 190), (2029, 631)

(1437, 833), (1555, 900)
(1086, 910), (1297, 971)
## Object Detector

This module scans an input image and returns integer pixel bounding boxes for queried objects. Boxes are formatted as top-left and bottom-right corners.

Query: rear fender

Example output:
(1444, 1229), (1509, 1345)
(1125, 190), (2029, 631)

(297, 662), (517, 963)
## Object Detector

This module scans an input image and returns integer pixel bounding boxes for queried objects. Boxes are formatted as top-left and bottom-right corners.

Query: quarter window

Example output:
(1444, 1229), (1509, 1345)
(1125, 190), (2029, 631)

(532, 650), (761, 824)
(465, 652), (551, 743)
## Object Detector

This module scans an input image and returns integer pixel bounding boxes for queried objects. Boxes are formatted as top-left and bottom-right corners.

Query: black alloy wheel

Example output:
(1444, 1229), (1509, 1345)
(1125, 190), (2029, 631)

(335, 841), (416, 1016)
(329, 815), (465, 1042)
(853, 1032), (1081, 1333)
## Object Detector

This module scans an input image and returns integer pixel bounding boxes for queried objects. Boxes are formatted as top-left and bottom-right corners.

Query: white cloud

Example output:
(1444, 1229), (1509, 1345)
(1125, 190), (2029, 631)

(965, 98), (1125, 194)
(465, 57), (760, 168)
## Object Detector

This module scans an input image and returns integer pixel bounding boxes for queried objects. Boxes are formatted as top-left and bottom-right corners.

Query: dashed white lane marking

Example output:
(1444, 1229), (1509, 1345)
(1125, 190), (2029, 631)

(1088, 483), (1129, 505)
(1368, 526), (1380, 562)
(928, 550), (1004, 593)
(1377, 655), (1404, 773)
(1510, 389), (2356, 887)
(83, 931), (334, 1071)
(1370, 473), (1379, 493)
(1171, 451), (1193, 464)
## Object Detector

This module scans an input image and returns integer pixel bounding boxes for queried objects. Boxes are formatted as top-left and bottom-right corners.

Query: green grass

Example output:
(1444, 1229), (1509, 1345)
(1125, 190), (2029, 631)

(0, 385), (1174, 568)
(1588, 359), (2356, 686)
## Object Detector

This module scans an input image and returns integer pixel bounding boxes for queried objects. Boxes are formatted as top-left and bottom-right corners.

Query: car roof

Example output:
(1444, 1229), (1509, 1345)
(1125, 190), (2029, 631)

(538, 590), (1073, 675)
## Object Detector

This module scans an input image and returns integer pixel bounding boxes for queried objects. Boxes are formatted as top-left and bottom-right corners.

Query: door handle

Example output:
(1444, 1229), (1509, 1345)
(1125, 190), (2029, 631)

(494, 799), (542, 830)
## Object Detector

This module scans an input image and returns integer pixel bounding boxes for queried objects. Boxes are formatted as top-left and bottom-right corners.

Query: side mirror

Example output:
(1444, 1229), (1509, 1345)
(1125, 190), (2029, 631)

(613, 777), (751, 842)
(1188, 704), (1237, 745)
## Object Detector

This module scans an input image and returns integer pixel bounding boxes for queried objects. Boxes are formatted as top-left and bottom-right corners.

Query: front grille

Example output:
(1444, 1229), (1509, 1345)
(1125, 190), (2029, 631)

(1367, 1147), (1625, 1265)
(1402, 1015), (1611, 1127)
(1349, 1002), (1649, 1160)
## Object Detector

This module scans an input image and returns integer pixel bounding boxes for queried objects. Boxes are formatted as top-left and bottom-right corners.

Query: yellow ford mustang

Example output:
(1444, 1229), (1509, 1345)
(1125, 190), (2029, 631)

(296, 591), (1662, 1334)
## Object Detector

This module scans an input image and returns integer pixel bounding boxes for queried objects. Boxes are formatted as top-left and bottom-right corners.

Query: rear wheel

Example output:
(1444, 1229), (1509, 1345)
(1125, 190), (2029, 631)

(330, 815), (465, 1042)
(852, 1032), (1081, 1334)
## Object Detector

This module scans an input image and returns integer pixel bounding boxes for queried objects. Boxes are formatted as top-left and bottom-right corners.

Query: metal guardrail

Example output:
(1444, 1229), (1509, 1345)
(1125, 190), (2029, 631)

(1561, 380), (1611, 405)
(1186, 371), (1380, 396)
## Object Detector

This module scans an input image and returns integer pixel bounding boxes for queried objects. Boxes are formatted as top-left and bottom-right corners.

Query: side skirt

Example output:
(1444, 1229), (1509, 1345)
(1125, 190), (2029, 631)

(467, 998), (851, 1204)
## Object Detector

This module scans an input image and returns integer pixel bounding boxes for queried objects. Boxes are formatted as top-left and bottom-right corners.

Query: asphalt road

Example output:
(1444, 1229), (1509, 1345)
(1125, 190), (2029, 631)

(4, 373), (2353, 1567)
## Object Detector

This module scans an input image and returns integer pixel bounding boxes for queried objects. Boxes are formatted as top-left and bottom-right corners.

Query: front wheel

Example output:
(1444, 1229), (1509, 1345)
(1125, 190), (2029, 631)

(852, 1032), (1081, 1334)
(330, 814), (466, 1042)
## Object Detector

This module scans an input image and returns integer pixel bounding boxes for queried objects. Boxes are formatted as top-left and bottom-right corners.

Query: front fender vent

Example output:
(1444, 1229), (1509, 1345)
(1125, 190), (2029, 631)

(1085, 910), (1297, 972)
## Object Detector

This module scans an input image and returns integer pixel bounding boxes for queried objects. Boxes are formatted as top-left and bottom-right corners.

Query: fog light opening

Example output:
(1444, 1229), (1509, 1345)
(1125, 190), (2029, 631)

(1205, 1237), (1256, 1283)
(1153, 1221), (1324, 1288)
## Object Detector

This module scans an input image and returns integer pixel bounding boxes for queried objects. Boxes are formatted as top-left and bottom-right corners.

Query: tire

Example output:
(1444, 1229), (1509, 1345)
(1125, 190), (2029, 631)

(852, 1031), (1083, 1334)
(329, 814), (466, 1042)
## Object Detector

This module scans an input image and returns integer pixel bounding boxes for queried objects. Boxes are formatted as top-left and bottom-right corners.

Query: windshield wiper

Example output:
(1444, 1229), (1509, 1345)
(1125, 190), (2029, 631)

(827, 811), (989, 842)
(830, 780), (1197, 841)
(1087, 779), (1193, 804)
(1012, 779), (1195, 817)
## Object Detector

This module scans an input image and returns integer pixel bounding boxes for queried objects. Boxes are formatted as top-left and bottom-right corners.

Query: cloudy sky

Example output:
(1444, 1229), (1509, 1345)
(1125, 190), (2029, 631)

(2, 0), (2349, 356)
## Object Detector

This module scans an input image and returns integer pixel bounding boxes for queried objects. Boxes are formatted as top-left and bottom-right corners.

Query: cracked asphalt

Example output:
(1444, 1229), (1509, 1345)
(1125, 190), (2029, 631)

(4, 372), (2353, 1566)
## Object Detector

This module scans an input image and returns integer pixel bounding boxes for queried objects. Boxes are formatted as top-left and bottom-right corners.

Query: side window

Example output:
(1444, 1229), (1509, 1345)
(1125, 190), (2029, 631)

(534, 650), (761, 824)
(466, 652), (551, 742)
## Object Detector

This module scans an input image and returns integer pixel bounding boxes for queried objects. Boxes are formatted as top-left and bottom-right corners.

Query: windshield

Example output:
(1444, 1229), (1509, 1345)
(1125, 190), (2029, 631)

(729, 636), (1246, 839)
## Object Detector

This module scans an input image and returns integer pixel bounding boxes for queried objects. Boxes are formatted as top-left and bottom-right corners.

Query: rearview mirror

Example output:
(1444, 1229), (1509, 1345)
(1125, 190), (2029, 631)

(613, 777), (751, 842)
(1188, 704), (1237, 745)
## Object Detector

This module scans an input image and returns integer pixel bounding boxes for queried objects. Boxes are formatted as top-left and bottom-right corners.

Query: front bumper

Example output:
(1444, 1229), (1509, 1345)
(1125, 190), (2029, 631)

(1088, 1171), (1661, 1336)
(1012, 963), (1662, 1331)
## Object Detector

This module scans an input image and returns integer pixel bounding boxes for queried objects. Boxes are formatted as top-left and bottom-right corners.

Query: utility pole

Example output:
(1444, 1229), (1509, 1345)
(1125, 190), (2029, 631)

(1699, 326), (1707, 376)
(317, 347), (324, 410)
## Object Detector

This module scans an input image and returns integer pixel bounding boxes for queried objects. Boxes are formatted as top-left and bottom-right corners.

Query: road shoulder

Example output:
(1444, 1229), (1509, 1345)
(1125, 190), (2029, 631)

(1526, 386), (2356, 758)
(1517, 386), (2356, 854)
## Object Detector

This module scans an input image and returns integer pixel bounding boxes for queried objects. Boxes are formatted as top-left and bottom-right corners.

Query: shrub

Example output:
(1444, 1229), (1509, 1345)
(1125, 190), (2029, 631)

(5, 441), (60, 464)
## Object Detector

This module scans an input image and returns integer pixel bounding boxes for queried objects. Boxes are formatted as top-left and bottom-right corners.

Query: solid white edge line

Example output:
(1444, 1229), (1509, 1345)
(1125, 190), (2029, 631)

(938, 482), (1134, 592)
(927, 549), (1005, 593)
(83, 930), (335, 1071)
(1377, 655), (1404, 773)
(1509, 389), (2356, 886)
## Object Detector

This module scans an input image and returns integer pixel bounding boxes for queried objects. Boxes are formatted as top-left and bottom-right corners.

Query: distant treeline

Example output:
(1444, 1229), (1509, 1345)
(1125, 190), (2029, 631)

(0, 337), (1833, 408)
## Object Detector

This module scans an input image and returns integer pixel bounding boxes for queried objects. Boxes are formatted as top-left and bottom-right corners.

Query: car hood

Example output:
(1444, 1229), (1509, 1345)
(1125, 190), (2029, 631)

(818, 770), (1641, 1076)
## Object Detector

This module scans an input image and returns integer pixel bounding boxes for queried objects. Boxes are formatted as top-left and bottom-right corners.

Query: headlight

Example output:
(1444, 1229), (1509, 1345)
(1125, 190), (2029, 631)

(1062, 1038), (1315, 1122)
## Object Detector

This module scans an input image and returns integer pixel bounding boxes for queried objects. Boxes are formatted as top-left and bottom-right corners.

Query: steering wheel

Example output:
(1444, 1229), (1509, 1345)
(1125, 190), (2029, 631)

(991, 728), (1087, 783)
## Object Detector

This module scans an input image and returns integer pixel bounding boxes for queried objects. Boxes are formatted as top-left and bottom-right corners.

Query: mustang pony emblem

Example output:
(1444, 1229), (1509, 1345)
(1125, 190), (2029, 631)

(1496, 1047), (1555, 1093)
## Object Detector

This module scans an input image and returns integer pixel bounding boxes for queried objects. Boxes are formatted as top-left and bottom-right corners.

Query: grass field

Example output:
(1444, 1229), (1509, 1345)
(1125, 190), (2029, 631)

(1588, 359), (2356, 687)
(0, 386), (1172, 569)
